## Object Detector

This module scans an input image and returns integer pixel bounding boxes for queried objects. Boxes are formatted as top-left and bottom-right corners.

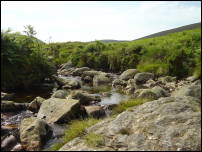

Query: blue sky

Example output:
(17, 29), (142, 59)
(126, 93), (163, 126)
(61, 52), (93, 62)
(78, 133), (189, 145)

(1, 1), (201, 42)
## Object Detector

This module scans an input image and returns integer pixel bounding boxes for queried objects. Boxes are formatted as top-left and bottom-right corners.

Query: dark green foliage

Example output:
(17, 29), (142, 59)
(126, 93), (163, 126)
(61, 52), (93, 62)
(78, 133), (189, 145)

(45, 28), (200, 79)
(1, 27), (55, 91)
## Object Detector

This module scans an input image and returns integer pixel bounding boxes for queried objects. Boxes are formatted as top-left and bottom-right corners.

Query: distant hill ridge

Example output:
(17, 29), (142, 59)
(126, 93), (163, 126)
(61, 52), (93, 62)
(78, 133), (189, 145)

(96, 22), (201, 43)
(135, 22), (201, 40)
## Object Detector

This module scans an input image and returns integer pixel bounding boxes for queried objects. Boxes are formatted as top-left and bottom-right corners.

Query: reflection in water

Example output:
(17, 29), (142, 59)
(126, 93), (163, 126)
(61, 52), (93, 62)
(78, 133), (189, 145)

(100, 90), (128, 105)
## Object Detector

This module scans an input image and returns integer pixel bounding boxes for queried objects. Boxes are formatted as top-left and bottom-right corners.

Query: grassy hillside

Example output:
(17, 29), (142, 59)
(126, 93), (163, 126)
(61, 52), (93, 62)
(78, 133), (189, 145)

(136, 22), (201, 40)
(1, 26), (201, 91)
(46, 28), (201, 79)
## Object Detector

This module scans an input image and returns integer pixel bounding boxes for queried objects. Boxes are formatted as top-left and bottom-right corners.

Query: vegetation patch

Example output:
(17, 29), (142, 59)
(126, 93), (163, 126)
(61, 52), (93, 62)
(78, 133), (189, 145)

(49, 118), (100, 151)
(83, 133), (105, 147)
(112, 98), (150, 115)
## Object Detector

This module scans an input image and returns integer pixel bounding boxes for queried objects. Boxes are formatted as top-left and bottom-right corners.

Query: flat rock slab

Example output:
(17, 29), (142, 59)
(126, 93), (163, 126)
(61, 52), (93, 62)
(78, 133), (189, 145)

(37, 98), (80, 123)
(59, 96), (201, 151)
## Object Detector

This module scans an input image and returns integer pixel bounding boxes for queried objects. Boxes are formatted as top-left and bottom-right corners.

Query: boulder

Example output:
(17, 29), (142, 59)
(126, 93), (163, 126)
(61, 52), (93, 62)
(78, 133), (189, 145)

(158, 76), (176, 83)
(186, 76), (198, 82)
(84, 106), (106, 118)
(112, 79), (127, 89)
(172, 84), (201, 100)
(69, 90), (101, 105)
(20, 117), (52, 151)
(134, 72), (154, 84)
(1, 135), (18, 151)
(1, 92), (15, 100)
(60, 96), (201, 151)
(37, 98), (81, 123)
(82, 70), (101, 78)
(62, 79), (81, 89)
(1, 100), (28, 112)
(135, 86), (169, 100)
(93, 74), (111, 86)
(11, 144), (23, 151)
(51, 90), (68, 99)
(119, 69), (139, 80)
(82, 76), (93, 83)
(28, 96), (45, 113)
(72, 67), (91, 76)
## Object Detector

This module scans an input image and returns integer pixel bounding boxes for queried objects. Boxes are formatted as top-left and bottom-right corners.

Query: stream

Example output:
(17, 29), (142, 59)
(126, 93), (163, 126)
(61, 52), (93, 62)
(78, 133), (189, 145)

(1, 77), (129, 151)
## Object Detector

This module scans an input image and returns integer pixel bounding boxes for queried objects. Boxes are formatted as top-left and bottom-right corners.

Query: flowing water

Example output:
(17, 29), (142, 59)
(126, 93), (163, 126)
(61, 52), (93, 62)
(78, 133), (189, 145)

(2, 76), (130, 151)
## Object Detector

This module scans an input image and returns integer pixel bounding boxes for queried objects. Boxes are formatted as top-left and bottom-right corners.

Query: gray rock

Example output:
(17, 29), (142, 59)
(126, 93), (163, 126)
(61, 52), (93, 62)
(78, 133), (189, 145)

(134, 72), (154, 84)
(93, 74), (111, 86)
(120, 69), (139, 80)
(158, 76), (177, 83)
(60, 96), (201, 151)
(135, 86), (169, 100)
(20, 117), (52, 151)
(1, 135), (17, 151)
(186, 76), (198, 82)
(62, 79), (81, 89)
(69, 90), (101, 105)
(172, 84), (201, 100)
(37, 98), (81, 123)
(1, 100), (29, 112)
(112, 79), (127, 88)
(84, 106), (106, 118)
(28, 96), (45, 113)
(1, 92), (15, 100)
(72, 67), (91, 76)
(51, 90), (68, 99)
(11, 143), (23, 151)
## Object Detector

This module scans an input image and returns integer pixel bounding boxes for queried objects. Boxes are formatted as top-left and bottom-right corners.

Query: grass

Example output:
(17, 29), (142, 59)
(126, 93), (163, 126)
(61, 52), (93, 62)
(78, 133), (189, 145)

(83, 133), (105, 147)
(49, 118), (100, 151)
(112, 98), (150, 115)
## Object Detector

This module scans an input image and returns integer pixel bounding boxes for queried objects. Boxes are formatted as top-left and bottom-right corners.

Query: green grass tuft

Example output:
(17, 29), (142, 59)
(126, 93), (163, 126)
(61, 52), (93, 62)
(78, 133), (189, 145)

(112, 98), (150, 115)
(49, 118), (100, 151)
(83, 133), (105, 147)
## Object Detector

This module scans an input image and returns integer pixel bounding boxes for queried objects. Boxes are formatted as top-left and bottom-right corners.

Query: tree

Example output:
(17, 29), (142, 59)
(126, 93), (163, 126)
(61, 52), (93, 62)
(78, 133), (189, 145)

(23, 25), (37, 37)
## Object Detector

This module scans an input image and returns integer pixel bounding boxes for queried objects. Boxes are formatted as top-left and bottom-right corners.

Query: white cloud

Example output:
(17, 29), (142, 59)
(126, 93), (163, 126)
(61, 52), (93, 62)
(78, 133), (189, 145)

(1, 1), (201, 42)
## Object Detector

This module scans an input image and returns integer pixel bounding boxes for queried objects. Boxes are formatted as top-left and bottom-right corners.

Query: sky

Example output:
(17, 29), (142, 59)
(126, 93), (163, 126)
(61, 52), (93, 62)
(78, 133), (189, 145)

(1, 1), (201, 42)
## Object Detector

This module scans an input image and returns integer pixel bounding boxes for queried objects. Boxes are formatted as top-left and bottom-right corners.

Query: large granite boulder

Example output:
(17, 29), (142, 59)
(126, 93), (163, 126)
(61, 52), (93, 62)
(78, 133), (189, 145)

(172, 83), (201, 100)
(119, 69), (139, 81)
(134, 86), (169, 100)
(51, 90), (69, 99)
(28, 96), (45, 113)
(37, 98), (81, 123)
(20, 117), (52, 151)
(84, 106), (106, 118)
(134, 72), (154, 84)
(69, 90), (101, 105)
(93, 74), (111, 86)
(112, 79), (127, 89)
(59, 96), (201, 151)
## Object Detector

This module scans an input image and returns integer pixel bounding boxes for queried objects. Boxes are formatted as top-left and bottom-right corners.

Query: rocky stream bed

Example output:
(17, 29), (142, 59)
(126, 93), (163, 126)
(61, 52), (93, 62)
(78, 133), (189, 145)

(1, 62), (201, 151)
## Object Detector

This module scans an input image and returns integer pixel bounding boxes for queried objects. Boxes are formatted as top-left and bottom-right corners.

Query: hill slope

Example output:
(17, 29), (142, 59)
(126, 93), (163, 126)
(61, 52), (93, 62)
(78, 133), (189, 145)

(135, 22), (201, 40)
